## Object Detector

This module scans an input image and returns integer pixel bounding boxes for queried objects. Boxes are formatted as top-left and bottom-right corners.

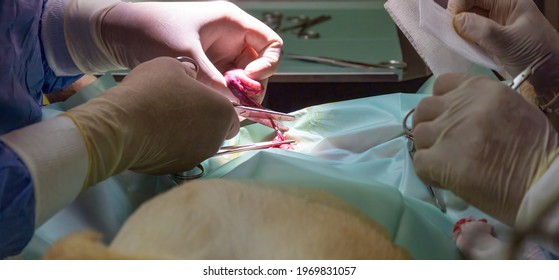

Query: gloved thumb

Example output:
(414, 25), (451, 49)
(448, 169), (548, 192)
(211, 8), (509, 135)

(453, 12), (505, 56)
(244, 40), (282, 80)
(191, 51), (235, 100)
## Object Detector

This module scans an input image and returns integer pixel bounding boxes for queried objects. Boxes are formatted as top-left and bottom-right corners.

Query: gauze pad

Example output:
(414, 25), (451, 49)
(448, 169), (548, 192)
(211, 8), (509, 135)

(419, 0), (504, 72)
(385, 0), (473, 76)
(384, 0), (500, 76)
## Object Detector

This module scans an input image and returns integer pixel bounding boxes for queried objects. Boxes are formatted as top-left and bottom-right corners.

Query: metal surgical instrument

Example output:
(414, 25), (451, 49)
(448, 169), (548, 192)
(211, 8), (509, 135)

(401, 53), (553, 212)
(170, 139), (295, 183)
(176, 56), (199, 74)
(262, 12), (331, 39)
(508, 52), (553, 90)
(216, 140), (295, 156)
(403, 109), (446, 213)
(279, 14), (331, 39)
(232, 102), (296, 122)
(286, 53), (408, 70)
(174, 57), (295, 124)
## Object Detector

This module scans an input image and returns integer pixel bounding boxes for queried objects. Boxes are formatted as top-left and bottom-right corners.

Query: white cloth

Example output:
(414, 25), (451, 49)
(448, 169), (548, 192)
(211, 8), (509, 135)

(385, 0), (493, 76)
(419, 0), (503, 72)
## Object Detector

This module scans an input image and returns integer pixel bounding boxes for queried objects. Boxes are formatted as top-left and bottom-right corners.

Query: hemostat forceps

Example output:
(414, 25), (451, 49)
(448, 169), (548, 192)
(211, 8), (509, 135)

(403, 110), (446, 213)
(170, 139), (294, 183)
(401, 53), (553, 213)
(232, 102), (296, 122)
(216, 140), (295, 156)
(232, 102), (296, 131)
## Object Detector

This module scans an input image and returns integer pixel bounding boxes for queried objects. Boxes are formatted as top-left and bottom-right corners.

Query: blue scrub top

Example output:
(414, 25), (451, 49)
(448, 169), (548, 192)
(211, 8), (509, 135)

(0, 0), (82, 259)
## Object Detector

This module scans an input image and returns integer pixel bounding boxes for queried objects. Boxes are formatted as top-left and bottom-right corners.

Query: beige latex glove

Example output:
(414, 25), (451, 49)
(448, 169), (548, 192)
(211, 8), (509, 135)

(448, 0), (559, 106)
(1, 57), (238, 225)
(412, 73), (559, 225)
(64, 57), (239, 187)
(64, 0), (283, 103)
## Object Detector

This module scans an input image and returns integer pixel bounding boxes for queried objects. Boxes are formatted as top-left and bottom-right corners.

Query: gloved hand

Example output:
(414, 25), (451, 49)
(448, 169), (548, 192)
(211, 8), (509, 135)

(65, 57), (239, 186)
(1, 57), (239, 225)
(63, 0), (283, 103)
(447, 0), (559, 105)
(412, 73), (559, 225)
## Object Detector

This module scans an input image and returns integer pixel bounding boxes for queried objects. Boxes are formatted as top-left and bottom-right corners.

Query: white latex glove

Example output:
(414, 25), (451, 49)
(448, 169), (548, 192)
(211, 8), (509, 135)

(412, 73), (559, 225)
(64, 0), (283, 102)
(447, 0), (559, 106)
(1, 57), (239, 225)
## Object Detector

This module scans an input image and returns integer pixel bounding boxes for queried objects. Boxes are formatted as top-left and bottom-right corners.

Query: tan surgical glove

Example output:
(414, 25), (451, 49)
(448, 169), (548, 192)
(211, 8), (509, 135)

(64, 57), (239, 187)
(412, 73), (559, 225)
(448, 0), (559, 105)
(1, 57), (238, 225)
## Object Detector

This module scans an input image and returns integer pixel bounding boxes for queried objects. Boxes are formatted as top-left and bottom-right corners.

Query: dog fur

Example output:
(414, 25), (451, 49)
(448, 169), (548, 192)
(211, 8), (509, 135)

(44, 179), (410, 260)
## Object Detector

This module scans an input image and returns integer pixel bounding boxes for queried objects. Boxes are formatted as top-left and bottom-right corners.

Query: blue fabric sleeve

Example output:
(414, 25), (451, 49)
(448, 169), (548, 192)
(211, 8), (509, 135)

(0, 141), (35, 259)
(41, 52), (83, 94)
(40, 0), (83, 94)
(0, 0), (80, 258)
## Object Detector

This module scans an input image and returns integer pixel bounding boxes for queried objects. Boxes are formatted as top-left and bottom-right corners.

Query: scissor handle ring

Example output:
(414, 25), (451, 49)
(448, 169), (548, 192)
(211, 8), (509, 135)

(403, 108), (415, 140)
(170, 164), (205, 184)
(176, 56), (199, 74)
(379, 60), (408, 70)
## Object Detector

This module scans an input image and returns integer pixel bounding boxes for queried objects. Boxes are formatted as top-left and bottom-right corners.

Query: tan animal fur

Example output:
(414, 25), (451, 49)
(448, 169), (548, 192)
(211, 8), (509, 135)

(44, 179), (410, 260)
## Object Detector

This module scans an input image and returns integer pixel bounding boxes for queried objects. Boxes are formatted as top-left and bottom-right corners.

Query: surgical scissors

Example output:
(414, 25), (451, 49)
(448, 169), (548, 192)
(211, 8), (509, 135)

(231, 102), (295, 132)
(508, 52), (553, 90)
(170, 139), (294, 183)
(216, 140), (295, 156)
(232, 102), (296, 122)
(170, 139), (295, 183)
(286, 53), (407, 70)
(402, 52), (553, 212)
(176, 56), (199, 73)
(175, 56), (296, 127)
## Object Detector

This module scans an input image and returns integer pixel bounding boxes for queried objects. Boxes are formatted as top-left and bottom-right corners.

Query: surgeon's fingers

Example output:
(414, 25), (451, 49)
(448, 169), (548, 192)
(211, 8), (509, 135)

(225, 116), (241, 139)
(238, 14), (283, 80)
(453, 12), (506, 52)
(234, 45), (268, 104)
(447, 0), (474, 14)
(447, 0), (496, 15)
(433, 72), (476, 97)
(236, 45), (260, 70)
(244, 36), (283, 80)
(254, 78), (269, 104)
(413, 122), (441, 150)
(413, 148), (446, 188)
(192, 48), (235, 100)
(412, 97), (445, 150)
(413, 96), (445, 127)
